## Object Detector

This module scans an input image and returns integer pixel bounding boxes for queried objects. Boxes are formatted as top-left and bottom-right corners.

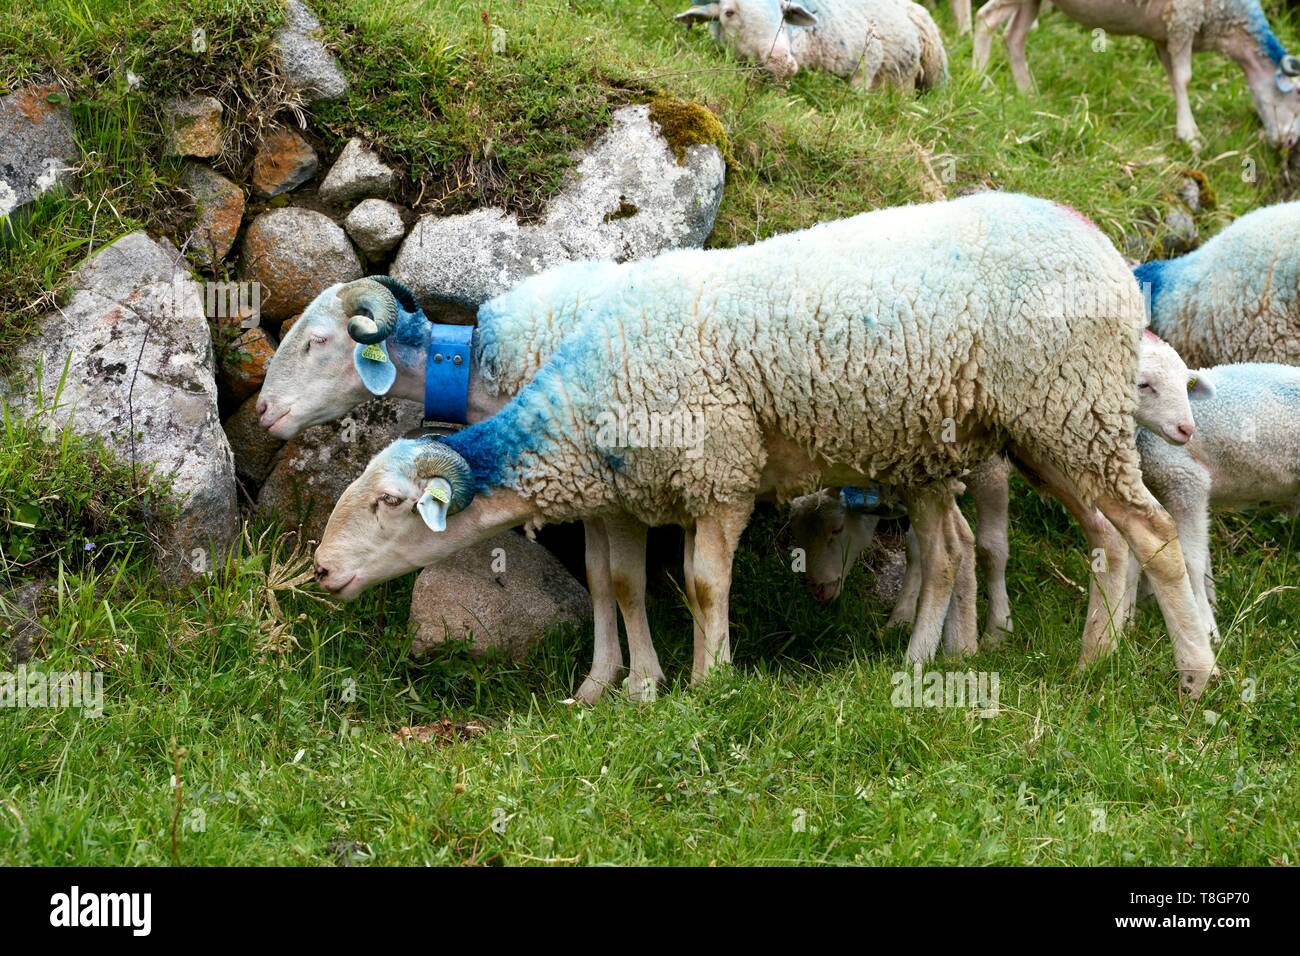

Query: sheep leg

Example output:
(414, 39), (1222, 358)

(940, 505), (980, 656)
(885, 526), (923, 629)
(1096, 490), (1218, 697)
(1012, 452), (1130, 663)
(1155, 36), (1200, 146)
(901, 484), (964, 663)
(968, 458), (1013, 645)
(950, 0), (972, 36)
(603, 515), (667, 702)
(1003, 0), (1041, 93)
(1157, 478), (1219, 643)
(575, 518), (625, 705)
(973, 0), (1023, 75)
(682, 524), (708, 677)
(690, 502), (753, 683)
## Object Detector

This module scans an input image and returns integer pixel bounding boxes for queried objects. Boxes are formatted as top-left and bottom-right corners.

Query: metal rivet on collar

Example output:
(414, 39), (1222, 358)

(452, 355), (463, 366)
(433, 353), (443, 362)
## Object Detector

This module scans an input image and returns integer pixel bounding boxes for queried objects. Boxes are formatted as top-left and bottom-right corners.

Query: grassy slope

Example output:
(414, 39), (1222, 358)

(1, 0), (1298, 864)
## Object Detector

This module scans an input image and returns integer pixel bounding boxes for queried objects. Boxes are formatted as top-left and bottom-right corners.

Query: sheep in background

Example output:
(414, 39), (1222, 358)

(676, 0), (949, 91)
(790, 332), (1209, 645)
(313, 191), (1220, 696)
(973, 0), (1300, 147)
(1135, 201), (1300, 368)
(1123, 363), (1300, 643)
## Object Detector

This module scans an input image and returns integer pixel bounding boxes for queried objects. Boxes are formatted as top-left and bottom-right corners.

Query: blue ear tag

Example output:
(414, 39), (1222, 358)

(417, 478), (452, 532)
(354, 340), (397, 395)
(840, 487), (880, 512)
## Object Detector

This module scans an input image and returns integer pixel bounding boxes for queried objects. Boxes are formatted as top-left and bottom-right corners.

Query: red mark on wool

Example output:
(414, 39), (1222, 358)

(1054, 202), (1098, 230)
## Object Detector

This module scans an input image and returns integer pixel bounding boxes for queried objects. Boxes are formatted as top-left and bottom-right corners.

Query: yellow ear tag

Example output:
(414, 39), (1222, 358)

(1187, 378), (1196, 392)
(361, 343), (388, 363)
(425, 482), (450, 504)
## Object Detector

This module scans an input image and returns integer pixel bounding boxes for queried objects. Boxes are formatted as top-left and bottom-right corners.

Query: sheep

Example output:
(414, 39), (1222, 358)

(312, 190), (1220, 696)
(1121, 362), (1300, 643)
(676, 0), (949, 91)
(790, 331), (1210, 644)
(1135, 201), (1300, 368)
(256, 266), (675, 705)
(972, 0), (1300, 148)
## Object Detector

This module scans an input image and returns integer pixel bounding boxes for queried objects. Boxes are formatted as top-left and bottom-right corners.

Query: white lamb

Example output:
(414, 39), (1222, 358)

(676, 0), (949, 91)
(1123, 362), (1300, 643)
(1135, 201), (1300, 368)
(312, 191), (1220, 696)
(973, 0), (1300, 147)
(791, 332), (1210, 645)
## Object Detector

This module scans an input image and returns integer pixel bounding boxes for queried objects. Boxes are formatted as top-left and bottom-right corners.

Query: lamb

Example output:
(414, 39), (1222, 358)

(1135, 201), (1300, 368)
(676, 0), (949, 91)
(972, 0), (1300, 147)
(312, 191), (1220, 696)
(256, 266), (675, 705)
(790, 332), (1210, 645)
(1121, 362), (1300, 643)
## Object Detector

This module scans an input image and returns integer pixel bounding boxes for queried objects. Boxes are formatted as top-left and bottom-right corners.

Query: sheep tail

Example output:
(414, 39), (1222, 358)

(908, 3), (949, 92)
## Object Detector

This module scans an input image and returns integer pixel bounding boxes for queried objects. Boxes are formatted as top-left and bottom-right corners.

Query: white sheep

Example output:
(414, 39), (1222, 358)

(312, 191), (1220, 696)
(1135, 201), (1300, 368)
(676, 0), (949, 91)
(1122, 362), (1300, 642)
(256, 266), (673, 705)
(791, 332), (1209, 645)
(973, 0), (1300, 147)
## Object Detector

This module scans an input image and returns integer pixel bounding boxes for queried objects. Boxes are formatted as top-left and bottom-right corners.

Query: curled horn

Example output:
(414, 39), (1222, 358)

(1283, 54), (1300, 77)
(340, 277), (399, 344)
(414, 441), (476, 516)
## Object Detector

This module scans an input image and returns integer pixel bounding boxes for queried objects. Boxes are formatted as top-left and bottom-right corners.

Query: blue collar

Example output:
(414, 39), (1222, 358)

(424, 324), (475, 427)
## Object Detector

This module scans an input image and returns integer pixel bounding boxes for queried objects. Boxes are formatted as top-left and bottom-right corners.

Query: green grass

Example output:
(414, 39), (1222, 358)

(2, 0), (1299, 865)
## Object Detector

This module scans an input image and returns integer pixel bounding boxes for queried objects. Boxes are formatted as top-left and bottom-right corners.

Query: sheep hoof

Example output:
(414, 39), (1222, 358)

(575, 671), (624, 706)
(624, 671), (663, 703)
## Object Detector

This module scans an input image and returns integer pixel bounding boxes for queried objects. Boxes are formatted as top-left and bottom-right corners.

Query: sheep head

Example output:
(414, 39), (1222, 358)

(676, 1), (816, 81)
(314, 438), (493, 600)
(1137, 331), (1214, 446)
(258, 276), (423, 439)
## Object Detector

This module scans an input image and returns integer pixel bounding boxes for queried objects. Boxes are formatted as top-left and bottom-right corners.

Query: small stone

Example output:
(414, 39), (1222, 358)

(219, 327), (276, 405)
(181, 163), (244, 265)
(275, 1), (348, 103)
(163, 95), (223, 158)
(318, 138), (396, 207)
(344, 198), (406, 259)
(1160, 207), (1198, 257)
(252, 128), (319, 198)
(0, 83), (78, 222)
(241, 207), (362, 321)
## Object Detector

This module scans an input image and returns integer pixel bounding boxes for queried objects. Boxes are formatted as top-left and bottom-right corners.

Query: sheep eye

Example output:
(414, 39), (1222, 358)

(377, 493), (403, 507)
(1137, 382), (1153, 392)
(831, 524), (845, 535)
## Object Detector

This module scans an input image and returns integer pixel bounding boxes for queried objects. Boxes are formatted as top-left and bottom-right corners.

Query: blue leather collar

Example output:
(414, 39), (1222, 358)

(424, 324), (474, 426)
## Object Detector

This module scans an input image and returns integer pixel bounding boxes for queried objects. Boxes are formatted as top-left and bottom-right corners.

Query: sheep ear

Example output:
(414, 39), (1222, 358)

(675, 4), (719, 25)
(782, 2), (817, 26)
(1187, 374), (1216, 401)
(416, 478), (453, 532)
(354, 341), (397, 396)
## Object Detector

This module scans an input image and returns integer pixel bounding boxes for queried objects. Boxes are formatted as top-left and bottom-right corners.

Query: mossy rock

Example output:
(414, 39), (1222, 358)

(648, 96), (731, 166)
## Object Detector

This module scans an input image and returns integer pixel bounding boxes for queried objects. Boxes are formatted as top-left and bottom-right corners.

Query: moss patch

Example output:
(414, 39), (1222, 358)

(648, 95), (731, 166)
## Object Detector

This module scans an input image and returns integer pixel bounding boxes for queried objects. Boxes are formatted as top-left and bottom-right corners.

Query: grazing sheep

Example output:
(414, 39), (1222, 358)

(973, 0), (1300, 147)
(676, 0), (949, 91)
(313, 191), (1220, 696)
(791, 331), (1210, 645)
(1135, 201), (1300, 368)
(256, 266), (675, 705)
(1122, 362), (1300, 642)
